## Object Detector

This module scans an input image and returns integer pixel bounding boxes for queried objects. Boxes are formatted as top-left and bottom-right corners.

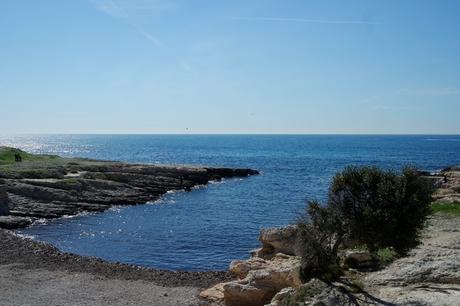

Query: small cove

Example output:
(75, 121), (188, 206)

(3, 134), (459, 271)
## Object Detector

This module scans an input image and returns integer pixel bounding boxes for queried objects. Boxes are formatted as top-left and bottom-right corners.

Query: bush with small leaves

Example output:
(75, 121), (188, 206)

(297, 166), (433, 282)
(297, 201), (344, 281)
(329, 166), (433, 254)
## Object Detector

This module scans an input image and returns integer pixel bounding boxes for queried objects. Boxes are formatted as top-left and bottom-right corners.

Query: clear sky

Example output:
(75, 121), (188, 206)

(1, 0), (459, 134)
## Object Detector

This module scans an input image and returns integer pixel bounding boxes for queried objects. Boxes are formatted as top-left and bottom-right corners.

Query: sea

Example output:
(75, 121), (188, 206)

(1, 134), (459, 271)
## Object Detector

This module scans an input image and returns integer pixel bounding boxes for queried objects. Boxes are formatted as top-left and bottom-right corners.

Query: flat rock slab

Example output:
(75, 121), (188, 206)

(365, 214), (460, 305)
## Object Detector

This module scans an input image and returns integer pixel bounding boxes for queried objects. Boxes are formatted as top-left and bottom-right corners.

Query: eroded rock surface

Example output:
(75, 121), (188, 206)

(201, 253), (302, 306)
(365, 214), (460, 304)
(266, 279), (355, 306)
(223, 254), (302, 306)
(255, 226), (300, 259)
(430, 166), (460, 203)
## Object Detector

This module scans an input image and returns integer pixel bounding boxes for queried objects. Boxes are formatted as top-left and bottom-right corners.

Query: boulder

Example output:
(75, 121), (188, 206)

(222, 254), (301, 306)
(259, 226), (299, 258)
(0, 186), (9, 215)
(199, 282), (225, 302)
(201, 224), (303, 306)
(230, 257), (268, 279)
(224, 280), (276, 306)
(201, 254), (301, 306)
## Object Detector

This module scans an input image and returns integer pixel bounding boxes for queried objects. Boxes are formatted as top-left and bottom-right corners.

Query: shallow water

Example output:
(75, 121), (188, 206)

(2, 134), (459, 271)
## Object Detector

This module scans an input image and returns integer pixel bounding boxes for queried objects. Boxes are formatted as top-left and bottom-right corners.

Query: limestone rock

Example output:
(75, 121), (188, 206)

(259, 226), (299, 258)
(199, 282), (225, 302)
(221, 254), (301, 306)
(230, 257), (268, 279)
(366, 215), (460, 286)
(202, 254), (301, 306)
(223, 280), (276, 306)
(432, 167), (460, 203)
(364, 214), (460, 305)
(264, 279), (353, 306)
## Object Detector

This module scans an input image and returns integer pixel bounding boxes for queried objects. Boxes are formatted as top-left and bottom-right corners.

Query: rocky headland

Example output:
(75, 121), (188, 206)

(1, 145), (459, 306)
(0, 146), (259, 305)
(0, 146), (258, 229)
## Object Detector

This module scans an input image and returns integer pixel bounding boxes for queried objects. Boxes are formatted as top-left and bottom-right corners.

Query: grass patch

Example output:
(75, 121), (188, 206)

(431, 202), (460, 216)
(0, 147), (110, 179)
(0, 147), (59, 165)
(62, 178), (80, 185)
(376, 247), (398, 265)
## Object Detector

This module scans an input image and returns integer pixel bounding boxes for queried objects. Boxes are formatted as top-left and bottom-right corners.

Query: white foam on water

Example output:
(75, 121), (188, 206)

(13, 232), (36, 240)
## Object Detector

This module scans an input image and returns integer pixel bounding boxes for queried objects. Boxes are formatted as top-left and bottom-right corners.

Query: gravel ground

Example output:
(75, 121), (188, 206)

(0, 229), (233, 306)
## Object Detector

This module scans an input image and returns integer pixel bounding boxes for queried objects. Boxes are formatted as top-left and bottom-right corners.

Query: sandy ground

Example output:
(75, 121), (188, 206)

(0, 264), (201, 306)
(0, 229), (232, 306)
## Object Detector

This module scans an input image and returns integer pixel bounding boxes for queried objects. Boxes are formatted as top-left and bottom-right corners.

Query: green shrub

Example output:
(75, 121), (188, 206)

(297, 201), (344, 281)
(376, 247), (398, 265)
(297, 166), (433, 282)
(329, 166), (433, 255)
(62, 178), (80, 185)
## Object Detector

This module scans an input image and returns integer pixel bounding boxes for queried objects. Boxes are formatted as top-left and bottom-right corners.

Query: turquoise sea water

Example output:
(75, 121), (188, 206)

(2, 134), (459, 271)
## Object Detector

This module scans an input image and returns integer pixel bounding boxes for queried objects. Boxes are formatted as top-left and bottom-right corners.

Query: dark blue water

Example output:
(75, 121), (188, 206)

(2, 135), (459, 271)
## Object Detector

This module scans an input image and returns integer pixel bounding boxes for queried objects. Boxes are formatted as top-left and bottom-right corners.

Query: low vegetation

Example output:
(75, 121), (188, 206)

(0, 147), (110, 179)
(431, 201), (460, 216)
(297, 166), (433, 281)
(0, 147), (59, 165)
(376, 247), (399, 265)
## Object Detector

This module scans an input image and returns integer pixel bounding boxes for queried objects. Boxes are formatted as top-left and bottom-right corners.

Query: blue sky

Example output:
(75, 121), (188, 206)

(1, 0), (459, 134)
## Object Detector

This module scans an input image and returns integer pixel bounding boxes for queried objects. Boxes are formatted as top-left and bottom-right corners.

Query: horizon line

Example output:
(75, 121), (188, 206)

(1, 133), (460, 136)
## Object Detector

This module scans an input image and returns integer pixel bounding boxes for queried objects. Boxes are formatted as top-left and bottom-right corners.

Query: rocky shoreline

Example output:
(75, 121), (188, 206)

(1, 146), (459, 306)
(0, 228), (233, 289)
(0, 147), (258, 229)
(0, 226), (235, 306)
(0, 147), (259, 305)
(200, 166), (460, 306)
